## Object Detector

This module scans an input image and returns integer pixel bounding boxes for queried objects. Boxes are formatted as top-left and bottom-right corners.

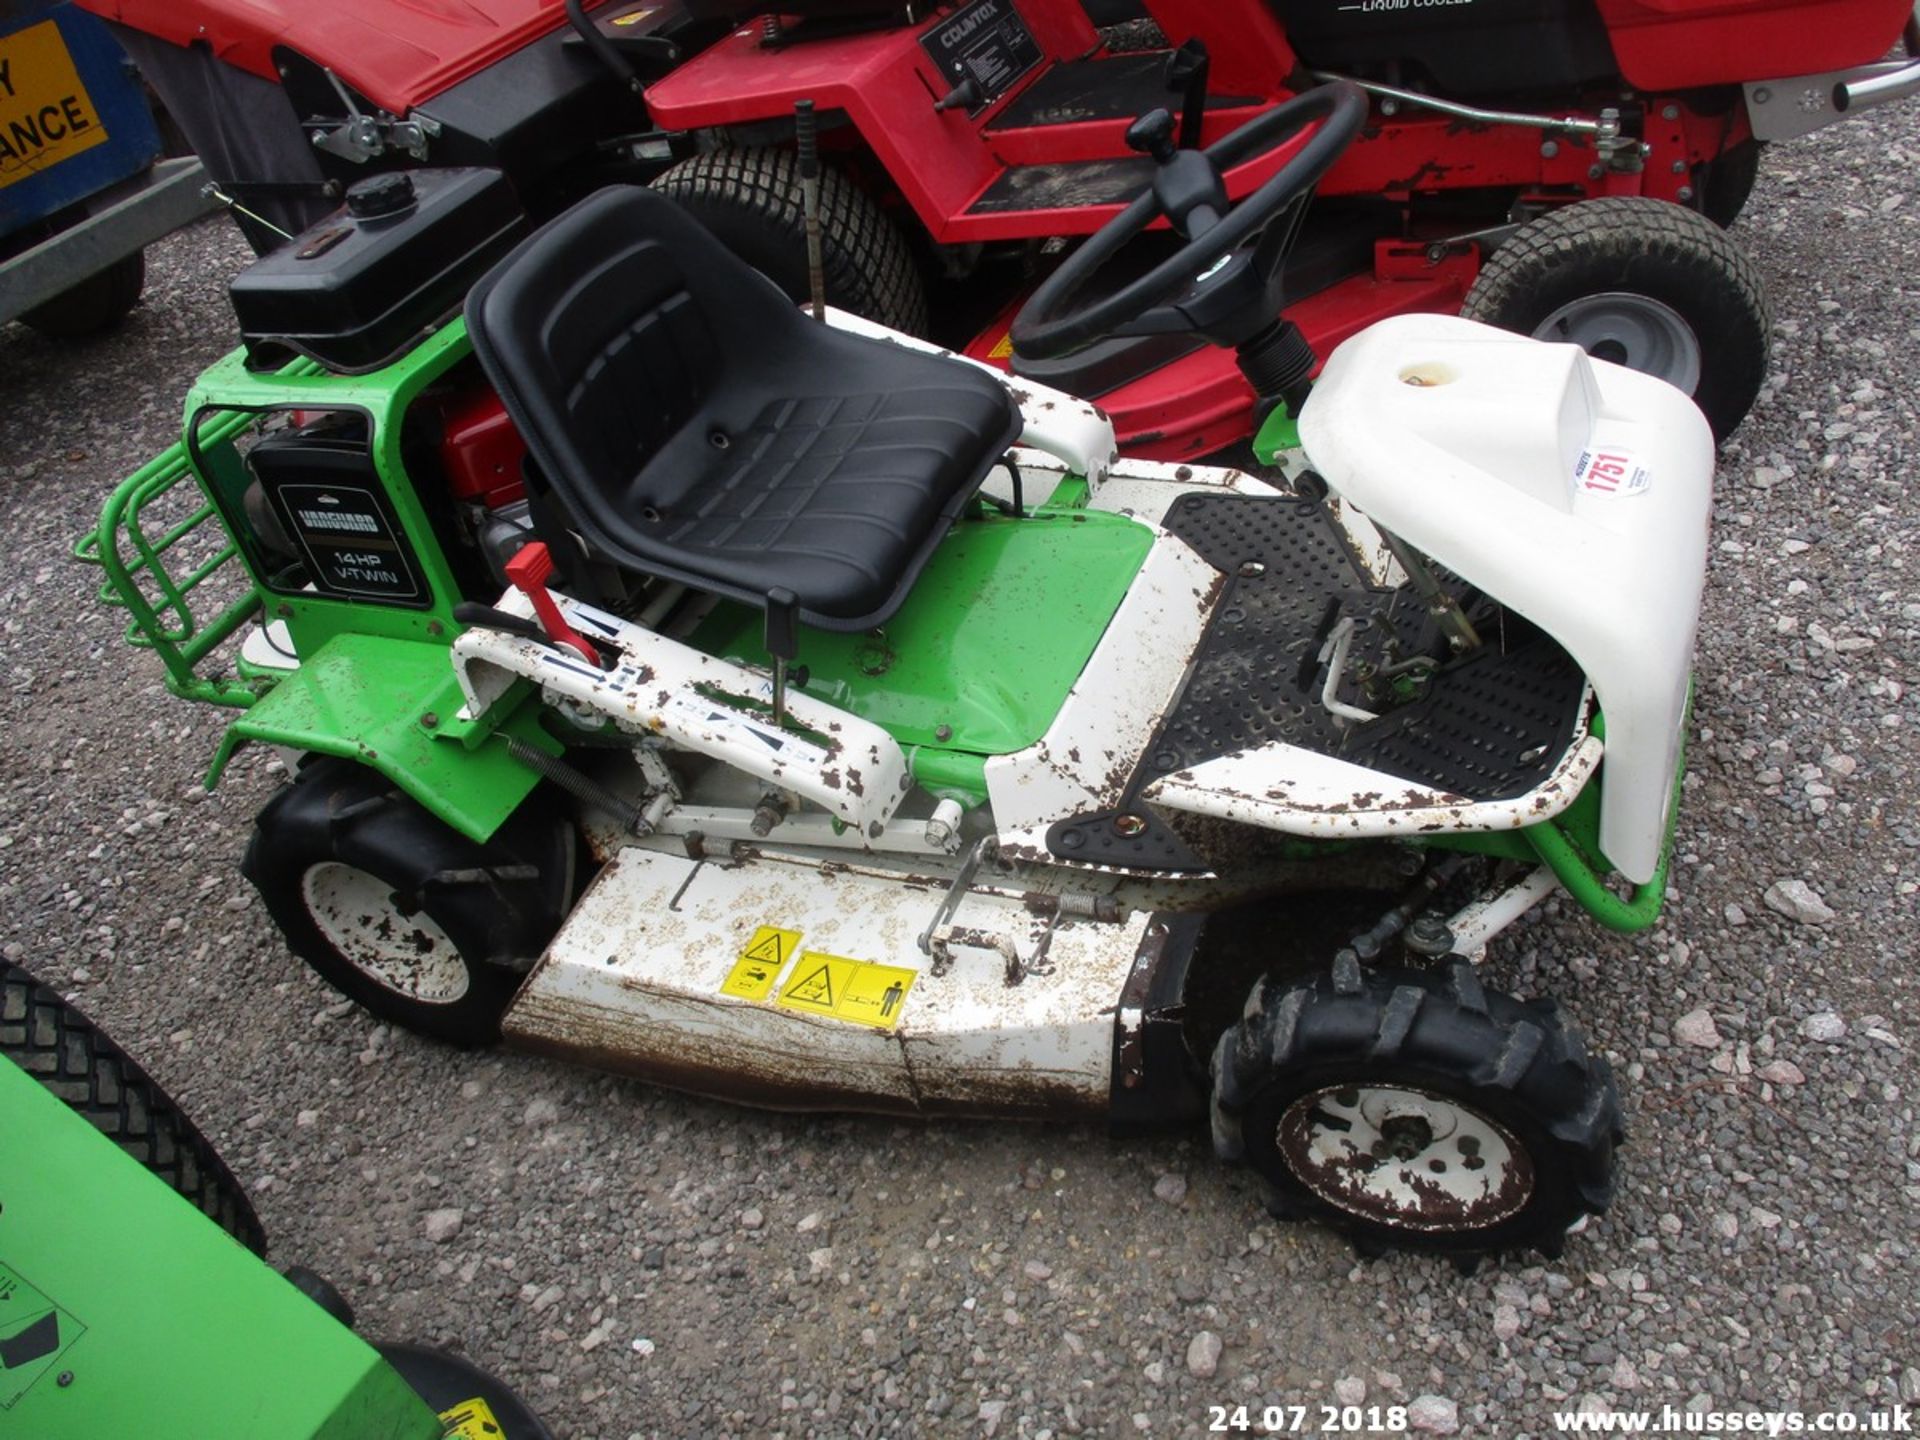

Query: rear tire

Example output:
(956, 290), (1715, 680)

(21, 251), (146, 338)
(242, 758), (579, 1046)
(1462, 197), (1771, 441)
(1, 961), (266, 1253)
(1210, 959), (1621, 1259)
(652, 146), (929, 336)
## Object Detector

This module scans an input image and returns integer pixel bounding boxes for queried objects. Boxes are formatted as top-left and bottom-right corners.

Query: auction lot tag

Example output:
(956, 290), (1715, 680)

(0, 22), (110, 189)
(1572, 447), (1652, 497)
(776, 951), (917, 1029)
(720, 925), (800, 1001)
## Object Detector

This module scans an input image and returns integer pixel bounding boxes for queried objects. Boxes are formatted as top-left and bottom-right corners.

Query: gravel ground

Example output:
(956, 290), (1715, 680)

(4, 106), (1918, 1440)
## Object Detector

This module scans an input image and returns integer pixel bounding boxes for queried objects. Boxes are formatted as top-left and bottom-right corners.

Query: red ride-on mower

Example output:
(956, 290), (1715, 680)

(640, 0), (1920, 452)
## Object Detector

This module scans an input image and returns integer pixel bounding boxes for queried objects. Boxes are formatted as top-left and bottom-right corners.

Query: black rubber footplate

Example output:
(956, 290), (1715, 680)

(1043, 494), (1588, 871)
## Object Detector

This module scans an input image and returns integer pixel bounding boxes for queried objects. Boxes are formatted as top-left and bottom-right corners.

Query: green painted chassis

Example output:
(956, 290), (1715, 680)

(74, 326), (1676, 933)
(0, 1058), (444, 1438)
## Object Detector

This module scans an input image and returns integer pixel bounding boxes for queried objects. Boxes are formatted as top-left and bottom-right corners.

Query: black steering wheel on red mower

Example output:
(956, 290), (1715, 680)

(1010, 82), (1367, 363)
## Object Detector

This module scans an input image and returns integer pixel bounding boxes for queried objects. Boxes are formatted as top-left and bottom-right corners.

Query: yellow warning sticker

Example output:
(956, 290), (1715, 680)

(438, 1395), (503, 1439)
(776, 951), (916, 1029)
(720, 925), (800, 1001)
(987, 330), (1015, 360)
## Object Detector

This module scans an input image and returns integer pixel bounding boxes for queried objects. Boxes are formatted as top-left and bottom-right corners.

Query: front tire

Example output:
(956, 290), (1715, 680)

(1462, 197), (1771, 441)
(1211, 959), (1621, 1258)
(242, 758), (579, 1045)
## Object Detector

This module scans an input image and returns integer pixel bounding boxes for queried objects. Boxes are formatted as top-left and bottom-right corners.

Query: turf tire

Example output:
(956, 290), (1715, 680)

(1, 960), (266, 1252)
(22, 251), (146, 338)
(1462, 196), (1771, 441)
(652, 146), (928, 335)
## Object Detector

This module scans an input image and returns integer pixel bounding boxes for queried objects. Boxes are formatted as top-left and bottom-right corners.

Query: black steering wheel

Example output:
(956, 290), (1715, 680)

(1010, 82), (1367, 361)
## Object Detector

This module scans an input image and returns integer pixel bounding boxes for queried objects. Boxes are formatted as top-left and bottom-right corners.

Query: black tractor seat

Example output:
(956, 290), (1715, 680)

(465, 186), (1022, 631)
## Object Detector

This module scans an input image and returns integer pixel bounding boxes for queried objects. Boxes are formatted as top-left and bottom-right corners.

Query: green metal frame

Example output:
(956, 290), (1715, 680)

(1427, 713), (1685, 933)
(76, 318), (1149, 831)
(76, 323), (549, 841)
(0, 1059), (442, 1438)
(72, 401), (274, 709)
(690, 505), (1152, 805)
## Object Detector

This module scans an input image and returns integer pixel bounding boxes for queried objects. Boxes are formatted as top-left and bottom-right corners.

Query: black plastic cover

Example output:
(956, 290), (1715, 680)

(246, 418), (431, 608)
(1271, 0), (1619, 97)
(229, 168), (528, 374)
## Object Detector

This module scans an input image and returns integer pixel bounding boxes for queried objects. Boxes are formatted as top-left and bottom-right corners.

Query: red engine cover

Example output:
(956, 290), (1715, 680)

(437, 385), (527, 509)
(72, 0), (575, 114)
(1595, 0), (1914, 90)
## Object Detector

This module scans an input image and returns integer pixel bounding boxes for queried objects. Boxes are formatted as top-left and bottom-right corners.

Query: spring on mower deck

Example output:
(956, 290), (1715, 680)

(506, 737), (652, 835)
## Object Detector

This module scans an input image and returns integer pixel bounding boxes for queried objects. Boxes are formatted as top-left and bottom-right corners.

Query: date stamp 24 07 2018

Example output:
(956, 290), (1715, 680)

(1208, 1405), (1411, 1434)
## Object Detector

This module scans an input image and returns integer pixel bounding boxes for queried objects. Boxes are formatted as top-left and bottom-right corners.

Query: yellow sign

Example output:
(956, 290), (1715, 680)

(988, 330), (1015, 360)
(776, 951), (916, 1029)
(720, 925), (800, 1000)
(0, 22), (109, 190)
(611, 6), (660, 25)
(438, 1396), (503, 1439)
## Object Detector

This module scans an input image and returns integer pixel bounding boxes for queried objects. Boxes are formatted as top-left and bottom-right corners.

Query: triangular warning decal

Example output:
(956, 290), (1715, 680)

(744, 931), (787, 965)
(786, 963), (834, 1007)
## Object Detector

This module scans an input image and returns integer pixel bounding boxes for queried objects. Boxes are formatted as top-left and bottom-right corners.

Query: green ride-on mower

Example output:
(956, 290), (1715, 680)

(0, 961), (552, 1438)
(78, 84), (1709, 1260)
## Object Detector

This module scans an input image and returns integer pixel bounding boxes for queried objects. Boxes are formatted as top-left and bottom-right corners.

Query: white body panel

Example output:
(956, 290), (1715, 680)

(982, 528), (1219, 867)
(1299, 314), (1712, 881)
(505, 843), (1148, 1114)
(451, 593), (909, 836)
(1143, 726), (1603, 840)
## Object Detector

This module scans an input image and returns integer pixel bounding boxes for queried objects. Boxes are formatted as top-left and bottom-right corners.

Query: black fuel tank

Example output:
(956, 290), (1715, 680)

(229, 168), (527, 374)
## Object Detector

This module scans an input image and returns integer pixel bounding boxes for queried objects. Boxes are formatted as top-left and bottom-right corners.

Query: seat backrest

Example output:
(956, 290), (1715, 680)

(466, 187), (795, 515)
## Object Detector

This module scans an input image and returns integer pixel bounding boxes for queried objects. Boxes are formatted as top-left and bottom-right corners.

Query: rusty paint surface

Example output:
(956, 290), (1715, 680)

(1275, 1083), (1535, 1233)
(503, 843), (1145, 1118)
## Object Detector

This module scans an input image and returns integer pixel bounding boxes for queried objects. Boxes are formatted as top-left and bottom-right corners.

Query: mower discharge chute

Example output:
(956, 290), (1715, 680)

(81, 86), (1717, 1260)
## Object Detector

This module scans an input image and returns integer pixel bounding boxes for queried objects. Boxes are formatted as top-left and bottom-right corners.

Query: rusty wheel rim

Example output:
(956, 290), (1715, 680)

(1276, 1084), (1534, 1233)
(301, 862), (470, 1005)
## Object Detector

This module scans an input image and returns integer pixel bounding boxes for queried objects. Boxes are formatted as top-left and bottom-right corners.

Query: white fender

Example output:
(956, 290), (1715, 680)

(1299, 314), (1712, 882)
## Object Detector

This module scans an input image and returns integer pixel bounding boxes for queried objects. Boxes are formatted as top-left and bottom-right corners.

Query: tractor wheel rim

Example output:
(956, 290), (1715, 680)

(300, 862), (470, 1004)
(1532, 290), (1703, 395)
(1276, 1084), (1534, 1233)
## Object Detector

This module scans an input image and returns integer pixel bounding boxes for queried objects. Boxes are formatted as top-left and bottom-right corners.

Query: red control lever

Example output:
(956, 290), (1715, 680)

(503, 542), (603, 668)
